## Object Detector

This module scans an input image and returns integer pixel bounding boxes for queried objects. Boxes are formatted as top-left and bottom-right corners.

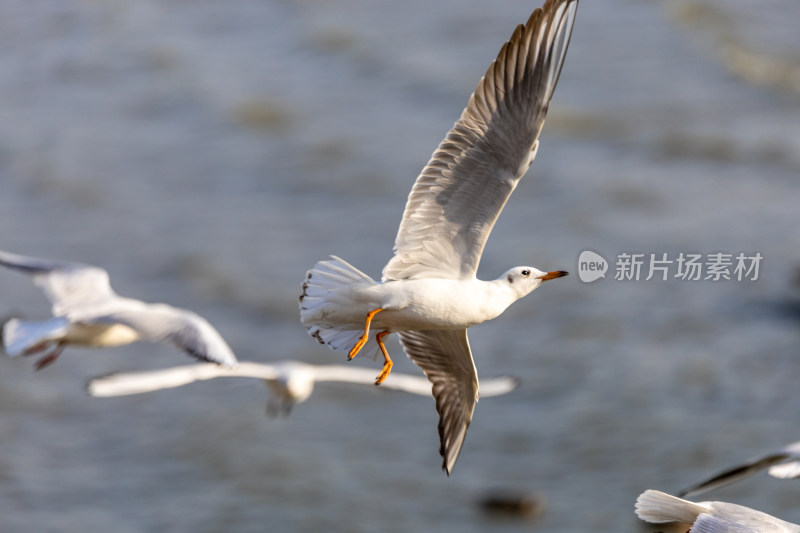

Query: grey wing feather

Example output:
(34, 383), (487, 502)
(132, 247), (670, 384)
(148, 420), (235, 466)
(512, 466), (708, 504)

(397, 329), (478, 475)
(383, 0), (578, 281)
(95, 304), (238, 366)
(678, 452), (792, 498)
(0, 250), (116, 316)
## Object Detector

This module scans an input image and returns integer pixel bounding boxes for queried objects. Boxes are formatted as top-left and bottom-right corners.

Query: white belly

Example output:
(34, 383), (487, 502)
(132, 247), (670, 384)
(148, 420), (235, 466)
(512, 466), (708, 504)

(375, 279), (506, 330)
(306, 278), (510, 332)
(66, 323), (141, 347)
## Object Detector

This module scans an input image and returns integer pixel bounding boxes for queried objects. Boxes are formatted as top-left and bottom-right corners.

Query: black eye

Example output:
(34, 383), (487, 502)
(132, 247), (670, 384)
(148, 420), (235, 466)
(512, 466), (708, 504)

(521, 269), (530, 277)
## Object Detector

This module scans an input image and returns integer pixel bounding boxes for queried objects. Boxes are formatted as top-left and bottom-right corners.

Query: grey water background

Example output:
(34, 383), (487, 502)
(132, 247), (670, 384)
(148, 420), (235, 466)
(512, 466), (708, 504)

(0, 1), (799, 531)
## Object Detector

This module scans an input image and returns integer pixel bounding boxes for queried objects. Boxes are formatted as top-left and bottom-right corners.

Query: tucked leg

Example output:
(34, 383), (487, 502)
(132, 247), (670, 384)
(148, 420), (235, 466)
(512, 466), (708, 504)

(348, 308), (383, 360)
(22, 341), (51, 356)
(373, 330), (393, 385)
(34, 342), (65, 371)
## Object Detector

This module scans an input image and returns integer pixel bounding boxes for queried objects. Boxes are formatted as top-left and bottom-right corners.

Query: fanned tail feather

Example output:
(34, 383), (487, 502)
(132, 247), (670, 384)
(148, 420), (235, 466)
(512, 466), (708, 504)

(2, 317), (69, 357)
(635, 490), (710, 524)
(299, 256), (381, 361)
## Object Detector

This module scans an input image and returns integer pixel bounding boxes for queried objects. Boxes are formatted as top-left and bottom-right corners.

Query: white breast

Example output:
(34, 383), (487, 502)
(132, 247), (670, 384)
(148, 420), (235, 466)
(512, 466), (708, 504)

(66, 323), (141, 347)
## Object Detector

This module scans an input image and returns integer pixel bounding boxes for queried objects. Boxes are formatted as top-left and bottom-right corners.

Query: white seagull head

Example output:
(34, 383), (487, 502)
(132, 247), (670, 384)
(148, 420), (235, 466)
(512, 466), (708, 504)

(502, 267), (568, 299)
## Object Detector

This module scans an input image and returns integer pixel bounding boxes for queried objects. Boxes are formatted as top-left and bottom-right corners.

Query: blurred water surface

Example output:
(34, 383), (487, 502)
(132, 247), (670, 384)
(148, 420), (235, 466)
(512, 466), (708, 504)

(1, 1), (800, 531)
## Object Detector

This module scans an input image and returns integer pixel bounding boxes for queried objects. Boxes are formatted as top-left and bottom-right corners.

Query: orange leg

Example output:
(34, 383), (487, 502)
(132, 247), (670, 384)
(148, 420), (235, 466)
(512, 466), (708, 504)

(373, 331), (393, 385)
(348, 308), (383, 360)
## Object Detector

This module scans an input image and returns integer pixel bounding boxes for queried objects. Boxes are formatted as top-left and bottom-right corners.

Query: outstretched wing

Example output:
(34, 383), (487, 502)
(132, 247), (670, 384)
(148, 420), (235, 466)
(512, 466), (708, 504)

(92, 303), (238, 367)
(397, 329), (478, 475)
(768, 460), (800, 480)
(87, 361), (281, 397)
(477, 376), (520, 398)
(88, 363), (234, 397)
(678, 452), (792, 498)
(383, 0), (578, 281)
(0, 250), (116, 316)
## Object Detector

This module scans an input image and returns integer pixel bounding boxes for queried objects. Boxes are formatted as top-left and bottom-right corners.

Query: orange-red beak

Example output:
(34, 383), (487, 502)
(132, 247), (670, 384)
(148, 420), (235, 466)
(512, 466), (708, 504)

(538, 270), (569, 281)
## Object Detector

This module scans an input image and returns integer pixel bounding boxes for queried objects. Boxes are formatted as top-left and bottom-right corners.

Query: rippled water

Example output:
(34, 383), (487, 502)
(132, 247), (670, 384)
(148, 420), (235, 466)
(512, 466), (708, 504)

(1, 1), (799, 531)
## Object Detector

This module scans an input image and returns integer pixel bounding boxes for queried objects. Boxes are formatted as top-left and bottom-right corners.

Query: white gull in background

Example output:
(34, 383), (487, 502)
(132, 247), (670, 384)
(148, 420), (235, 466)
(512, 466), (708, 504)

(678, 440), (800, 498)
(86, 360), (519, 416)
(0, 250), (238, 369)
(636, 489), (800, 533)
(299, 0), (577, 474)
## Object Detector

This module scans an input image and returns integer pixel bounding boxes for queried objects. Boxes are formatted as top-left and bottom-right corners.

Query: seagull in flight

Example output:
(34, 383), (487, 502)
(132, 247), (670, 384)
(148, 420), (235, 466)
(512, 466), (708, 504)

(0, 250), (238, 370)
(299, 0), (578, 474)
(636, 489), (800, 533)
(86, 360), (520, 416)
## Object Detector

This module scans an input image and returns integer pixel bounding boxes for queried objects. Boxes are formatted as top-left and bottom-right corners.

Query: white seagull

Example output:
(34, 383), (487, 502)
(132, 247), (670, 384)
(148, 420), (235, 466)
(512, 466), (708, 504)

(0, 250), (238, 369)
(86, 360), (520, 416)
(678, 440), (800, 498)
(299, 0), (577, 474)
(636, 489), (800, 533)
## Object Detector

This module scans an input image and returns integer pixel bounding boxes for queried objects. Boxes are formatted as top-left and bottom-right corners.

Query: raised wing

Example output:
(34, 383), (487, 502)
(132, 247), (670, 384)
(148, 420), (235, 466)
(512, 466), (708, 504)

(383, 0), (578, 281)
(92, 303), (238, 367)
(397, 329), (478, 475)
(0, 250), (116, 316)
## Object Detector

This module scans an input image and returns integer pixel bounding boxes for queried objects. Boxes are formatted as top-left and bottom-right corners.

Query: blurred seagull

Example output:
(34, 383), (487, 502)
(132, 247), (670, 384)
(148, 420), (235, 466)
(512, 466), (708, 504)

(299, 0), (578, 474)
(86, 360), (520, 416)
(0, 250), (238, 370)
(636, 489), (800, 533)
(678, 440), (800, 498)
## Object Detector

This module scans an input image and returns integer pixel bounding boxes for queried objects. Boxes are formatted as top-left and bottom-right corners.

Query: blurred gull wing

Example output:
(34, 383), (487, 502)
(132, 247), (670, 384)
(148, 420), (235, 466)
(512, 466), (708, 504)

(398, 329), (477, 475)
(0, 250), (116, 317)
(768, 461), (800, 479)
(93, 304), (238, 366)
(382, 0), (578, 281)
(477, 376), (520, 397)
(678, 441), (800, 498)
(310, 364), (519, 398)
(88, 361), (282, 397)
(88, 363), (235, 397)
(88, 359), (518, 403)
